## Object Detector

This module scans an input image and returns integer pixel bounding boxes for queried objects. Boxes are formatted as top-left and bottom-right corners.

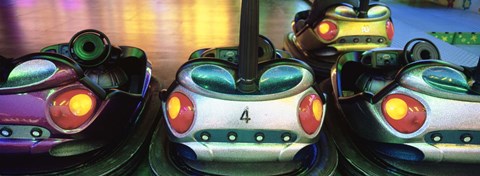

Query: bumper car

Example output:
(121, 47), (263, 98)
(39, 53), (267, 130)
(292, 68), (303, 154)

(327, 38), (480, 175)
(149, 0), (337, 175)
(284, 0), (393, 79)
(0, 29), (161, 175)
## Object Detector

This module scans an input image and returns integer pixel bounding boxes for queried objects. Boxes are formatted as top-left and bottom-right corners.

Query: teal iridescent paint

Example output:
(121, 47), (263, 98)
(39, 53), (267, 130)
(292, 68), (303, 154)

(367, 5), (389, 18)
(1, 59), (56, 88)
(422, 67), (469, 93)
(189, 64), (306, 95)
(259, 65), (302, 94)
(191, 65), (236, 94)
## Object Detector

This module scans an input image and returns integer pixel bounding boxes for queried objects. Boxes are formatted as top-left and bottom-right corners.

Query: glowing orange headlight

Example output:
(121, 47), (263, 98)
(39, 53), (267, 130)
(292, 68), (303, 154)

(166, 92), (195, 134)
(316, 21), (338, 41)
(299, 94), (323, 135)
(382, 94), (426, 134)
(49, 89), (97, 130)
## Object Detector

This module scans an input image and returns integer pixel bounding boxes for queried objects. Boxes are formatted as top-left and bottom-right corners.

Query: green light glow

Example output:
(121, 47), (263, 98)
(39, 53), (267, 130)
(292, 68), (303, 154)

(73, 33), (105, 61)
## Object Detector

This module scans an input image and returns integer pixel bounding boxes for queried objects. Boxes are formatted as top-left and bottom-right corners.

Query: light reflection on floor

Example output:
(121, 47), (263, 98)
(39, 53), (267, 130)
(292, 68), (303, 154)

(0, 0), (310, 88)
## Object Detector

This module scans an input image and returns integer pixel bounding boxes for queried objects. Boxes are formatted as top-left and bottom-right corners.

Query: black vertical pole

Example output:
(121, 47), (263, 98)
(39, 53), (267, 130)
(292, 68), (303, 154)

(237, 0), (259, 93)
(358, 0), (369, 18)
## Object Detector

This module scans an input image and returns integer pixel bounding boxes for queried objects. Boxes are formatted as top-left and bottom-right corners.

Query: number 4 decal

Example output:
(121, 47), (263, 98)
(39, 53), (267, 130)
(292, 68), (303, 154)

(240, 107), (251, 123)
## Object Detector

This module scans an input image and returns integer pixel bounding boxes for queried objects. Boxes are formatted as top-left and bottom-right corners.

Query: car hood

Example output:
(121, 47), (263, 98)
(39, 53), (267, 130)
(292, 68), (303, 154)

(175, 58), (315, 101)
(326, 4), (390, 21)
(374, 60), (480, 103)
(0, 53), (81, 94)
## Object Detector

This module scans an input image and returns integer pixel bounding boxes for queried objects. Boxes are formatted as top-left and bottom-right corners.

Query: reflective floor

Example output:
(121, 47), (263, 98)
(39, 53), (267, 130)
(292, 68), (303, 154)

(0, 0), (310, 88)
(1, 0), (479, 87)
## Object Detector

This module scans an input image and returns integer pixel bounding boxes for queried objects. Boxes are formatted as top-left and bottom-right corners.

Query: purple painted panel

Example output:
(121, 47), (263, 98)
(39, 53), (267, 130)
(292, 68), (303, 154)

(0, 138), (69, 154)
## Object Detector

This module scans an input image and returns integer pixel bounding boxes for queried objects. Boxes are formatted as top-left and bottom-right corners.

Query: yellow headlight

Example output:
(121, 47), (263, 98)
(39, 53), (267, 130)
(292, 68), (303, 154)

(69, 94), (93, 116)
(319, 23), (330, 34)
(312, 99), (322, 122)
(385, 98), (408, 120)
(168, 96), (181, 120)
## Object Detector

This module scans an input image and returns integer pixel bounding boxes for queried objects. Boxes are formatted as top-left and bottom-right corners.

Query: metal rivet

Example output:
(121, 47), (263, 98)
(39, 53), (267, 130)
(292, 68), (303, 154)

(30, 128), (42, 137)
(281, 133), (291, 142)
(461, 134), (473, 143)
(255, 133), (264, 142)
(339, 39), (346, 43)
(227, 132), (237, 142)
(431, 133), (442, 142)
(200, 132), (210, 141)
(366, 38), (372, 43)
(353, 38), (359, 43)
(378, 38), (385, 43)
(1, 127), (12, 137)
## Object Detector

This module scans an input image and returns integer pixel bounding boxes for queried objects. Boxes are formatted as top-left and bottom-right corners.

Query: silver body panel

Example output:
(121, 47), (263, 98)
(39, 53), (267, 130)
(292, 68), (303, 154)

(164, 85), (324, 162)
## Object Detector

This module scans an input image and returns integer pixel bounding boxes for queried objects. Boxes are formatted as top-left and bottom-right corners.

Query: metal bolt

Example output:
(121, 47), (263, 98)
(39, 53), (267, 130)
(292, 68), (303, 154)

(431, 133), (442, 142)
(1, 127), (12, 137)
(200, 132), (210, 141)
(255, 133), (264, 142)
(282, 133), (292, 142)
(227, 132), (237, 142)
(461, 134), (473, 143)
(31, 128), (42, 137)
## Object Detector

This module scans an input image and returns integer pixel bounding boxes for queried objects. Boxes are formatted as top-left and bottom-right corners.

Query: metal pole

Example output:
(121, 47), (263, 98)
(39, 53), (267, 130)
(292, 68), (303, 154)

(237, 0), (259, 93)
(358, 0), (369, 18)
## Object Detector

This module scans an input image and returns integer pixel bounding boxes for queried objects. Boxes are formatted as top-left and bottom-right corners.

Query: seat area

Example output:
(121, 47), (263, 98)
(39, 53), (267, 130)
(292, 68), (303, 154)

(339, 60), (397, 96)
(84, 65), (129, 90)
(355, 71), (395, 94)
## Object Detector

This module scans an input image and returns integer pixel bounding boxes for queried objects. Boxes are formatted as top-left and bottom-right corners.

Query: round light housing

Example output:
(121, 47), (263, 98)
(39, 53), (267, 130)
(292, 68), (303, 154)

(316, 21), (338, 41)
(386, 20), (394, 40)
(382, 94), (426, 134)
(49, 89), (97, 130)
(166, 92), (195, 134)
(298, 94), (323, 135)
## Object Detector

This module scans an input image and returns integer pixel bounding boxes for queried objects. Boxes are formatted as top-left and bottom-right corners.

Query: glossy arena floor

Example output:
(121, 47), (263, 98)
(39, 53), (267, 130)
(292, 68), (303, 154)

(0, 0), (311, 89)
(0, 0), (479, 174)
(1, 0), (479, 88)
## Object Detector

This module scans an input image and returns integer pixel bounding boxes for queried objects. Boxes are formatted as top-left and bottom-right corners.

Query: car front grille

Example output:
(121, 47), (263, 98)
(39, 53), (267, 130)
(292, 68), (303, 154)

(337, 36), (387, 44)
(0, 125), (50, 139)
(195, 129), (297, 143)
